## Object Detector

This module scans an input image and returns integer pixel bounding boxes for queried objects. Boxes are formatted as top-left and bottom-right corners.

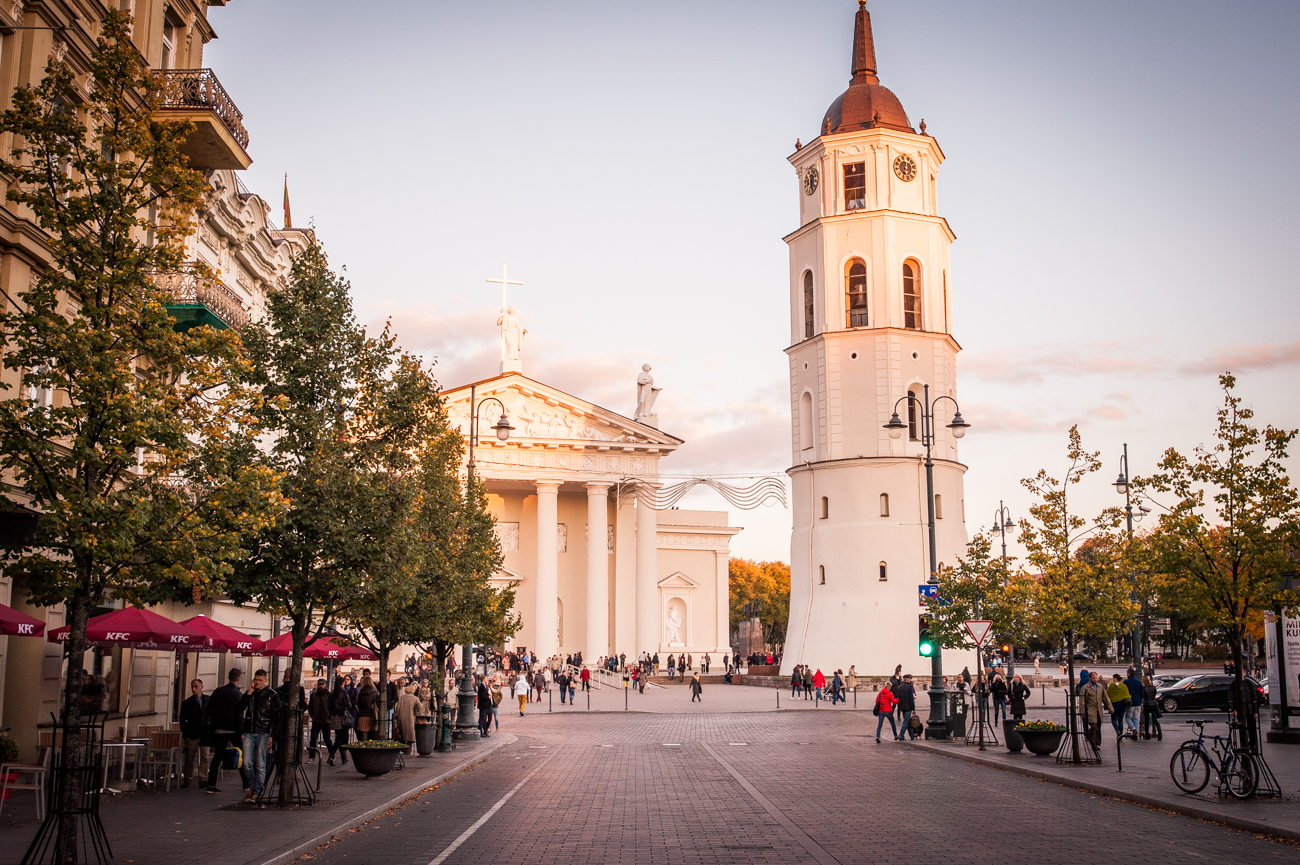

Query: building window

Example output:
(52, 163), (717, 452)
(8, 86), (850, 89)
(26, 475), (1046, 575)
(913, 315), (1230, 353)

(161, 17), (179, 69)
(903, 260), (922, 330)
(819, 565), (826, 585)
(845, 259), (867, 327)
(935, 494), (943, 519)
(879, 562), (887, 581)
(803, 271), (815, 339)
(800, 391), (814, 458)
(844, 162), (866, 210)
(907, 389), (919, 441)
(820, 496), (829, 519)
(879, 493), (889, 517)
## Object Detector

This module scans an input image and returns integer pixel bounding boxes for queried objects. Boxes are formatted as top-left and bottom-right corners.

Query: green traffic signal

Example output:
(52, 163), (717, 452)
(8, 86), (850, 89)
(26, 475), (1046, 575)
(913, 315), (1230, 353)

(919, 615), (934, 657)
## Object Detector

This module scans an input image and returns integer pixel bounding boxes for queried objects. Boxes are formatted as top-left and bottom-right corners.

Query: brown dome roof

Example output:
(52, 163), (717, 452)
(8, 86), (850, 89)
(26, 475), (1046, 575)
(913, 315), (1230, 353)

(822, 1), (913, 135)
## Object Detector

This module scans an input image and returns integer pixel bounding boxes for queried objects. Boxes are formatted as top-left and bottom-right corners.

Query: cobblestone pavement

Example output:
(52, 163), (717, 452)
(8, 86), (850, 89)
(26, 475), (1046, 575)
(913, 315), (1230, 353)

(305, 710), (1300, 865)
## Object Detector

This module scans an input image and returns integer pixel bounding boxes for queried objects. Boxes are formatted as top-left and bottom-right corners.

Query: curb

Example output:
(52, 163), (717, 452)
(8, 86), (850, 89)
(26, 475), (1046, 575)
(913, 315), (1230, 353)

(254, 733), (517, 865)
(905, 740), (1300, 843)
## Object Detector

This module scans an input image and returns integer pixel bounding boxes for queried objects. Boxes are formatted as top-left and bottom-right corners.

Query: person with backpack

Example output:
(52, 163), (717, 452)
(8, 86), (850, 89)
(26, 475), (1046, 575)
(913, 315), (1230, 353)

(874, 686), (899, 741)
(801, 666), (813, 700)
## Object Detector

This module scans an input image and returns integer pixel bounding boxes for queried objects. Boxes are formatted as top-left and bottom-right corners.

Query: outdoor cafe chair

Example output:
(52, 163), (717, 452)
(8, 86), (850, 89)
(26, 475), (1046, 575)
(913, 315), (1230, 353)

(0, 760), (46, 820)
(138, 731), (182, 791)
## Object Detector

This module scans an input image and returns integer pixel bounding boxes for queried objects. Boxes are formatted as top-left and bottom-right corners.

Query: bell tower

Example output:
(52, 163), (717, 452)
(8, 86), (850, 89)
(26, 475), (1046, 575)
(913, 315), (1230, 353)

(782, 1), (972, 677)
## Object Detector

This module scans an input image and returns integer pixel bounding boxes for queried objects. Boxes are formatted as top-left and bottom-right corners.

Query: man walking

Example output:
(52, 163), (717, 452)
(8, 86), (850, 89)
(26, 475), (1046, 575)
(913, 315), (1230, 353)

(1123, 668), (1145, 736)
(812, 668), (826, 703)
(580, 665), (591, 691)
(690, 672), (703, 702)
(306, 678), (331, 762)
(895, 674), (918, 740)
(1079, 671), (1113, 750)
(203, 668), (244, 795)
(237, 669), (281, 802)
(513, 674), (529, 715)
(179, 679), (208, 788)
(477, 676), (493, 738)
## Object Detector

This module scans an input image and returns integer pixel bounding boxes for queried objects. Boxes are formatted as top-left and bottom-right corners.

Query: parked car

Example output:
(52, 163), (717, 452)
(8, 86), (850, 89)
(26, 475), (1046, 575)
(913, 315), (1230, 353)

(1151, 674), (1184, 689)
(1155, 675), (1264, 713)
(1053, 652), (1095, 663)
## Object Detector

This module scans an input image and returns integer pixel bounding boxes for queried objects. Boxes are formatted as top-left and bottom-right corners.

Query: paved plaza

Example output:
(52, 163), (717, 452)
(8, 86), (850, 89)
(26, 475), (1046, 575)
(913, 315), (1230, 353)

(2, 682), (1295, 865)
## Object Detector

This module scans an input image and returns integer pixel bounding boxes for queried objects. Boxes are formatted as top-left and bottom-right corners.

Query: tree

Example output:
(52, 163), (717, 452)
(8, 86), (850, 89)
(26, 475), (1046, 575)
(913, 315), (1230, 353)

(728, 558), (790, 650)
(1018, 426), (1135, 763)
(1140, 374), (1300, 748)
(230, 243), (440, 803)
(0, 12), (284, 856)
(929, 534), (1032, 655)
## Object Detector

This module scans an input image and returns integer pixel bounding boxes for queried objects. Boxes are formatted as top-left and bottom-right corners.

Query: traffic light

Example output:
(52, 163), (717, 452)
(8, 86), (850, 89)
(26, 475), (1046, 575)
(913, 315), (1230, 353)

(1000, 642), (1011, 656)
(919, 615), (935, 658)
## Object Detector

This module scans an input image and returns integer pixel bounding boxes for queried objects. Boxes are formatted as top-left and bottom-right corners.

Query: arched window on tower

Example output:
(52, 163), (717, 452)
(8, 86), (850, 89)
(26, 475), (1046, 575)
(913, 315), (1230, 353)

(907, 389), (919, 441)
(846, 259), (867, 327)
(819, 565), (826, 585)
(934, 494), (943, 519)
(844, 162), (866, 210)
(800, 391), (815, 460)
(820, 496), (829, 519)
(879, 562), (888, 581)
(903, 260), (922, 330)
(879, 493), (890, 517)
(803, 271), (815, 339)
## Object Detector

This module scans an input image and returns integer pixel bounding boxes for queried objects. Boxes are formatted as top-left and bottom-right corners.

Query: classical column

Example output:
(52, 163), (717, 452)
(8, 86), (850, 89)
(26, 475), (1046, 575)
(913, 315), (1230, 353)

(716, 550), (731, 652)
(635, 483), (659, 657)
(585, 482), (611, 659)
(534, 481), (560, 660)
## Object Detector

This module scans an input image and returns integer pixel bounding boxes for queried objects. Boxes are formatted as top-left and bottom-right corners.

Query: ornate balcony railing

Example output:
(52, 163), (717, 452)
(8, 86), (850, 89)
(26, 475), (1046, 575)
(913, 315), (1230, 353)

(154, 267), (249, 331)
(155, 68), (250, 150)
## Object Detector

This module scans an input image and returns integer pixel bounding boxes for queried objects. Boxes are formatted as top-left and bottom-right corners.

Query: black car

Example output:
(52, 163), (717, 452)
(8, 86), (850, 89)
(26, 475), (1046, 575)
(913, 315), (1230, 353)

(1154, 675), (1264, 713)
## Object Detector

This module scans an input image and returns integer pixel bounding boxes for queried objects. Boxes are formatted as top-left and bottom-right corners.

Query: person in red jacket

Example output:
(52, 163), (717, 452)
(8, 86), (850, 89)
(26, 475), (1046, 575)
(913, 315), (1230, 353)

(874, 687), (899, 741)
(580, 666), (591, 691)
(812, 668), (826, 702)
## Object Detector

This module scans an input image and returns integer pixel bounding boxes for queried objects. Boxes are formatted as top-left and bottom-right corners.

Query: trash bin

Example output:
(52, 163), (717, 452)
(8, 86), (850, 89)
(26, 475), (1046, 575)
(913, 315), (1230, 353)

(414, 717), (436, 756)
(947, 692), (968, 739)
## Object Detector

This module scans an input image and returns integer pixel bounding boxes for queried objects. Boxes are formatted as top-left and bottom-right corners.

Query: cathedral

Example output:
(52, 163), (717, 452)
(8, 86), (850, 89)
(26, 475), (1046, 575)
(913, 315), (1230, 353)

(781, 2), (976, 678)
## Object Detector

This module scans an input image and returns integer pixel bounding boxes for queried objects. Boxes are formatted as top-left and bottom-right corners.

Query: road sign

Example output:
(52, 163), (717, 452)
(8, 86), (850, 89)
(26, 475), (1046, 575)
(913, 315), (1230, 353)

(918, 585), (938, 607)
(964, 620), (993, 646)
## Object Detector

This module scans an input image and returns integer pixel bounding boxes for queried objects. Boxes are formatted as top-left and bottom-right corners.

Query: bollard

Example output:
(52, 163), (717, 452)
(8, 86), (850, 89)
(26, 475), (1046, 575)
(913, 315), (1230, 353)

(777, 690), (780, 709)
(1042, 684), (1047, 705)
(549, 689), (552, 713)
(625, 685), (628, 711)
(853, 687), (857, 709)
(587, 689), (590, 711)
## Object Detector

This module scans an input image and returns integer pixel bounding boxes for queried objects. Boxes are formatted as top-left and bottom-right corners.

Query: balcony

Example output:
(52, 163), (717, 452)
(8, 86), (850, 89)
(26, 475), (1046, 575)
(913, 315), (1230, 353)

(154, 69), (252, 170)
(156, 268), (249, 332)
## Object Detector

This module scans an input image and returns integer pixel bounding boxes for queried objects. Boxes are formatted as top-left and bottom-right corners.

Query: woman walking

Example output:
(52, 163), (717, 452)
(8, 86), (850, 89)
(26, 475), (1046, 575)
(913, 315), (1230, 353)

(1141, 675), (1162, 740)
(990, 673), (1009, 723)
(1009, 674), (1031, 721)
(326, 677), (354, 765)
(874, 687), (898, 742)
(355, 675), (380, 742)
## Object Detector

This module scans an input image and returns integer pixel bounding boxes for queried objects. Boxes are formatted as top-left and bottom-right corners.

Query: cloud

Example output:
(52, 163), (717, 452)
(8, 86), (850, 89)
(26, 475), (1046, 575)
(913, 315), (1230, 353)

(1178, 340), (1300, 375)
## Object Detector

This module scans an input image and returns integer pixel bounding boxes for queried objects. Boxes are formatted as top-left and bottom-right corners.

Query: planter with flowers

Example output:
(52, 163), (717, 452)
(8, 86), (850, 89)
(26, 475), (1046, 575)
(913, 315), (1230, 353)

(1015, 721), (1066, 756)
(339, 740), (409, 777)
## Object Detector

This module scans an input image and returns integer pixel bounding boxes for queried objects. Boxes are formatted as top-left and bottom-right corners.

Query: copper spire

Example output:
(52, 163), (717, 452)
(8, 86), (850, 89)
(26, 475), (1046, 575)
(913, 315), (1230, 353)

(851, 0), (880, 85)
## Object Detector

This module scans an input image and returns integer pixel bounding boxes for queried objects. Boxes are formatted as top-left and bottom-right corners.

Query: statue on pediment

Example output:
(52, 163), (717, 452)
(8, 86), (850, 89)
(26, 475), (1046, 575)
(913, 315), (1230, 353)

(636, 364), (661, 427)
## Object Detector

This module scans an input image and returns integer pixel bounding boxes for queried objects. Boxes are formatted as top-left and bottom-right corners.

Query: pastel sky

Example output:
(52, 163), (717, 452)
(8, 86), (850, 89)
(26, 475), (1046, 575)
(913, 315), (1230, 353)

(205, 0), (1299, 564)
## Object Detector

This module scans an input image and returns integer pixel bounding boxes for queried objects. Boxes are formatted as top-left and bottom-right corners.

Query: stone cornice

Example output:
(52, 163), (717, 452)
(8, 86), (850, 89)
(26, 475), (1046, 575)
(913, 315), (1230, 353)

(783, 208), (956, 245)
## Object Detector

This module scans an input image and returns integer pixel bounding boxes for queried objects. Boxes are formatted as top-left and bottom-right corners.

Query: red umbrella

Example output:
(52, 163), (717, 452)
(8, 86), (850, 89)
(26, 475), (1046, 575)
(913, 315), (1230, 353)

(47, 607), (211, 650)
(246, 633), (376, 661)
(177, 615), (266, 654)
(0, 602), (45, 637)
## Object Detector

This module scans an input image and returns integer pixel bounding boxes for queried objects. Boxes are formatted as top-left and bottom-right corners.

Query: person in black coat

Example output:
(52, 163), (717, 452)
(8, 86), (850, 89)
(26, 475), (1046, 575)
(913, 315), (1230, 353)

(179, 679), (209, 788)
(202, 668), (244, 794)
(895, 675), (918, 741)
(476, 677), (493, 737)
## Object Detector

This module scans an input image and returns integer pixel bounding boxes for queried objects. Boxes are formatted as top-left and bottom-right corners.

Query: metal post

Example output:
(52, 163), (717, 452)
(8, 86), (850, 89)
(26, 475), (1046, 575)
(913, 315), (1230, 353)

(922, 386), (947, 739)
(1121, 444), (1141, 668)
(453, 644), (479, 741)
(976, 648), (985, 751)
(548, 688), (552, 713)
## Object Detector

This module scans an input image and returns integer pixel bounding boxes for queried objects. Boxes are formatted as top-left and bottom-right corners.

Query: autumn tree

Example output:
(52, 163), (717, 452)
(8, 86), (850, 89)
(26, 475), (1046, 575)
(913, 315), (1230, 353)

(230, 243), (441, 802)
(728, 558), (791, 650)
(929, 534), (1032, 656)
(0, 12), (285, 856)
(1019, 426), (1135, 763)
(1140, 375), (1299, 748)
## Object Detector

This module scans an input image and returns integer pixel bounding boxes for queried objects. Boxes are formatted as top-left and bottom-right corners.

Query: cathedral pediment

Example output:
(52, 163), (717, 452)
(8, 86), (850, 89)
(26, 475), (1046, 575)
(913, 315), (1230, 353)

(657, 572), (698, 589)
(442, 373), (682, 453)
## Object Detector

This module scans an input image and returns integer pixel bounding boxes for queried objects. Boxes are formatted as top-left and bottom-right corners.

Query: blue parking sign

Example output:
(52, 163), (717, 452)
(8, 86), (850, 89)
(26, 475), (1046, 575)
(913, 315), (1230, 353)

(918, 584), (938, 606)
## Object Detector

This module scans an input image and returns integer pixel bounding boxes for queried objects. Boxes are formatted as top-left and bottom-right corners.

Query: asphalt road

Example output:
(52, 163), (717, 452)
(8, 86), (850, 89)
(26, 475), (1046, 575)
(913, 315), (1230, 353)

(302, 711), (1298, 865)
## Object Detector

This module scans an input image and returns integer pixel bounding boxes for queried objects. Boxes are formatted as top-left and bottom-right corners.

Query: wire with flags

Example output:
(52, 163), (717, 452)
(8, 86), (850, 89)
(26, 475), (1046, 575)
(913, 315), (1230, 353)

(616, 475), (788, 510)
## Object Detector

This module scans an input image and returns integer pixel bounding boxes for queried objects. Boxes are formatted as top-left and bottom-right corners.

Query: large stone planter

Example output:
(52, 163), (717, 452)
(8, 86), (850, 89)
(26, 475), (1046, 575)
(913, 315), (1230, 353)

(339, 744), (403, 777)
(1003, 720), (1024, 753)
(414, 721), (437, 756)
(1018, 728), (1066, 756)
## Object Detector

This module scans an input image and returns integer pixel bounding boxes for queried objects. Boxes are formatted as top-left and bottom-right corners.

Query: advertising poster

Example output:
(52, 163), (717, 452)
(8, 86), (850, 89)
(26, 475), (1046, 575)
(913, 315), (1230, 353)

(1265, 612), (1300, 710)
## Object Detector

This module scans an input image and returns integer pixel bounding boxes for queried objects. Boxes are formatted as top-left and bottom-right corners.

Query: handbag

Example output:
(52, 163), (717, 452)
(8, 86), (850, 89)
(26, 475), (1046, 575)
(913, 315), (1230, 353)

(221, 745), (243, 770)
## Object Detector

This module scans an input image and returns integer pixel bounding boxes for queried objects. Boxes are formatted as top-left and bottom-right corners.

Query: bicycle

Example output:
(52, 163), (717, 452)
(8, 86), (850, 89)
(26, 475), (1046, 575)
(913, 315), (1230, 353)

(1169, 720), (1256, 799)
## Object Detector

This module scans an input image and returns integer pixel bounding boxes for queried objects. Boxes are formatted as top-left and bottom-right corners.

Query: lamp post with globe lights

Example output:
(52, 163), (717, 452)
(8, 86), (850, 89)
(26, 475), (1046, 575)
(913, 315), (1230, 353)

(884, 384), (970, 739)
(452, 384), (514, 742)
(1113, 444), (1150, 670)
(991, 502), (1017, 677)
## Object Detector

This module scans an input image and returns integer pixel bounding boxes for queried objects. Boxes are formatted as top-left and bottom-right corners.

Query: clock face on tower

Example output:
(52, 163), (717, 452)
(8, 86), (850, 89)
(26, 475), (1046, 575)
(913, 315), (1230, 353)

(803, 166), (819, 195)
(893, 154), (917, 182)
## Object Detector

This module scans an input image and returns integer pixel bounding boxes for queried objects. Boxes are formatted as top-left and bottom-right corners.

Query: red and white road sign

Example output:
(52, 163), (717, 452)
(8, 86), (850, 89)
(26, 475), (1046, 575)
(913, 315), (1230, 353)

(964, 620), (993, 646)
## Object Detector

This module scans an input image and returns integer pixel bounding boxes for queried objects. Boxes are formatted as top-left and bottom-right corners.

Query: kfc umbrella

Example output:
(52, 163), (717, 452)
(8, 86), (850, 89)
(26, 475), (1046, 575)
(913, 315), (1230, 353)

(0, 601), (45, 637)
(248, 633), (376, 661)
(177, 615), (265, 654)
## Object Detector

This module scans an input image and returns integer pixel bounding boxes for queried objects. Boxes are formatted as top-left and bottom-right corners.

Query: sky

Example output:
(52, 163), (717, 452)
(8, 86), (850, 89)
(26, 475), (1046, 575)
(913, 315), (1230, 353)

(205, 0), (1300, 564)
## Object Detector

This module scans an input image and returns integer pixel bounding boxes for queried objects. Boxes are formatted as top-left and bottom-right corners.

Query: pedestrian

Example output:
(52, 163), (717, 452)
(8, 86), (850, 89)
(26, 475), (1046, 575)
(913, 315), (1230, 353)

(1106, 673), (1131, 737)
(476, 677), (493, 738)
(1009, 674), (1031, 721)
(990, 673), (1009, 723)
(179, 678), (209, 788)
(513, 674), (529, 715)
(813, 668), (826, 703)
(686, 653), (693, 672)
(580, 665), (591, 691)
(802, 666), (813, 700)
(326, 677), (353, 766)
(1033, 657), (1041, 676)
(702, 653), (710, 674)
(1076, 668), (1090, 696)
(1141, 675), (1162, 740)
(874, 686), (899, 741)
(1079, 671), (1113, 749)
(237, 668), (280, 802)
(831, 670), (844, 704)
(845, 665), (857, 699)
(791, 665), (803, 698)
(556, 670), (569, 704)
(396, 684), (420, 743)
(895, 674), (918, 740)
(568, 673), (577, 703)
(960, 665), (972, 689)
(889, 666), (904, 722)
(690, 672), (703, 702)
(202, 668), (244, 794)
(652, 652), (660, 675)
(1123, 668), (1144, 736)
(306, 678), (331, 762)
(356, 675), (380, 742)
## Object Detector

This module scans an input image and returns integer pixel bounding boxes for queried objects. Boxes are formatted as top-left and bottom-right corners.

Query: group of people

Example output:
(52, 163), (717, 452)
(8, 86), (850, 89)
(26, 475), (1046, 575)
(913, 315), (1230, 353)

(1077, 668), (1162, 748)
(789, 665), (856, 704)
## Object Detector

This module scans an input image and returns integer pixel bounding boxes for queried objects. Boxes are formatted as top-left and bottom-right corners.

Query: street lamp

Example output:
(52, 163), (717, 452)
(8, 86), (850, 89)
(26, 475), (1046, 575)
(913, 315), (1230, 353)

(1115, 443), (1142, 670)
(991, 501), (1016, 678)
(453, 384), (513, 742)
(884, 384), (969, 740)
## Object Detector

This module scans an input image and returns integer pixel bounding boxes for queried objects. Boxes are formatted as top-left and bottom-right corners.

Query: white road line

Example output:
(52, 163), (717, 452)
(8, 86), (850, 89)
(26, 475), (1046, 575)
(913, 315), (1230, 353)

(426, 754), (554, 865)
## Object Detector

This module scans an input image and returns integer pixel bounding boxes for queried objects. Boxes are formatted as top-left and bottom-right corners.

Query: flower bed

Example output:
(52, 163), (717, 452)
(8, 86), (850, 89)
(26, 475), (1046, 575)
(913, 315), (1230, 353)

(1015, 721), (1065, 732)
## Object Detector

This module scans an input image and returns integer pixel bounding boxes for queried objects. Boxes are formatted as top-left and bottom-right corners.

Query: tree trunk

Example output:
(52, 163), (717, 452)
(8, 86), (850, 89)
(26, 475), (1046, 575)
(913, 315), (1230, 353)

(377, 646), (390, 740)
(277, 615), (307, 805)
(55, 589), (91, 864)
(1227, 624), (1255, 752)
(1065, 631), (1079, 765)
